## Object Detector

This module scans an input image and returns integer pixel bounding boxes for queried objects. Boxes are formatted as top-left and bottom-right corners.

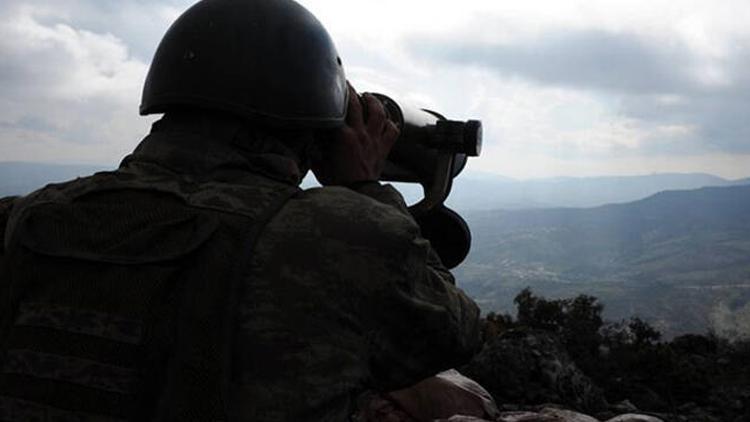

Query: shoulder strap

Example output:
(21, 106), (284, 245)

(223, 186), (300, 401)
(153, 185), (300, 422)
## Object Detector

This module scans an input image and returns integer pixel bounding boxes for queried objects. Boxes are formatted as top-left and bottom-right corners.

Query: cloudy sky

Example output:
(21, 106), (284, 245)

(1, 0), (749, 179)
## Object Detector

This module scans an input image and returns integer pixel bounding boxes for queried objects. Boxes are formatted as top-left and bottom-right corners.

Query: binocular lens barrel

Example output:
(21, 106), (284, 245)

(372, 93), (482, 157)
(366, 94), (481, 268)
(371, 93), (482, 185)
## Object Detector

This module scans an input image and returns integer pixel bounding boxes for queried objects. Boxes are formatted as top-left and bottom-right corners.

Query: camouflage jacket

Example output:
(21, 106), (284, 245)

(0, 122), (481, 421)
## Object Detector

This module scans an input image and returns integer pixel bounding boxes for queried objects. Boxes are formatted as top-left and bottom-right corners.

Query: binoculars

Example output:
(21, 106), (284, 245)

(369, 93), (483, 269)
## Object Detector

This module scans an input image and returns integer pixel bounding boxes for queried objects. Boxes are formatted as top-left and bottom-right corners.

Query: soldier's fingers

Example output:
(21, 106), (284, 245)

(364, 94), (387, 134)
(345, 84), (364, 128)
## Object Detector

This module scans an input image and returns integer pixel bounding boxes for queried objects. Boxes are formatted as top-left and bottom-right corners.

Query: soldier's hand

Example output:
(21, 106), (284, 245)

(311, 83), (400, 186)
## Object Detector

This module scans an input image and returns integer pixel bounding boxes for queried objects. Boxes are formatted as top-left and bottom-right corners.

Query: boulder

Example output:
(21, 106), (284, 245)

(604, 414), (664, 422)
(461, 329), (608, 413)
(539, 408), (600, 422)
(388, 369), (499, 421)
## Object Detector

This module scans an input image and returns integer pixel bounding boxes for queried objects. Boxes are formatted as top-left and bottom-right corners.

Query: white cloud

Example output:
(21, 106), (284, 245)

(0, 4), (153, 164)
(1, 11), (144, 100)
(0, 0), (748, 179)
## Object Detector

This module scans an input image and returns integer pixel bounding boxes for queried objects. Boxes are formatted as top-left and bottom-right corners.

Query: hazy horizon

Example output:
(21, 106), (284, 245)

(1, 159), (749, 184)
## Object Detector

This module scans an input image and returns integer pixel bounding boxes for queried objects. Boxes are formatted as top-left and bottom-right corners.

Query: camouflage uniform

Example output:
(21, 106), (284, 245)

(0, 197), (16, 258)
(0, 120), (481, 421)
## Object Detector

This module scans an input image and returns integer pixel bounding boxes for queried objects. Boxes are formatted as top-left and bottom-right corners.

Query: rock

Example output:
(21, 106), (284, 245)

(611, 382), (667, 411)
(610, 400), (638, 414)
(594, 412), (615, 421)
(438, 416), (491, 422)
(461, 329), (608, 413)
(387, 369), (499, 421)
(496, 411), (561, 422)
(605, 414), (664, 422)
(539, 408), (600, 422)
(493, 408), (601, 422)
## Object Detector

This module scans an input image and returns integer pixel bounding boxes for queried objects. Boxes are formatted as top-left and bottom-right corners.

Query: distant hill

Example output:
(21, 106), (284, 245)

(456, 184), (750, 337)
(443, 172), (737, 210)
(728, 177), (750, 186)
(387, 171), (744, 210)
(0, 162), (112, 197)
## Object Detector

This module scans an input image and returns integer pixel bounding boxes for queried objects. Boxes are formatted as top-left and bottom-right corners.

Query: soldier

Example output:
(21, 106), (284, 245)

(0, 0), (481, 420)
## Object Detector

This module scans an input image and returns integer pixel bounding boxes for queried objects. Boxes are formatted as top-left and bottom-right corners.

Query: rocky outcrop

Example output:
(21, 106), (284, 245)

(461, 329), (608, 413)
(436, 408), (664, 422)
(357, 367), (664, 422)
(604, 415), (664, 422)
(360, 324), (748, 421)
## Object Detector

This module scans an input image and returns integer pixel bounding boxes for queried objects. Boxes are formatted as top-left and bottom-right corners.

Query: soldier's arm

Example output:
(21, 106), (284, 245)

(373, 232), (481, 391)
(351, 188), (482, 391)
(310, 83), (481, 389)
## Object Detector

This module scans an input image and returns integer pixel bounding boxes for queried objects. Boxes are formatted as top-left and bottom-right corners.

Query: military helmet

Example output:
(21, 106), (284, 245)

(140, 0), (348, 129)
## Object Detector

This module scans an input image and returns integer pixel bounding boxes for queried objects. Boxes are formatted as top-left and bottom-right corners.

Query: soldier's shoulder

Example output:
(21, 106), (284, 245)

(2, 171), (124, 240)
(297, 185), (385, 206)
(279, 185), (420, 240)
(303, 185), (414, 221)
(13, 170), (116, 206)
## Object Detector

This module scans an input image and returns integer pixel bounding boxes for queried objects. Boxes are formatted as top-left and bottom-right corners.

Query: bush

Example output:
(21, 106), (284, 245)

(480, 289), (750, 419)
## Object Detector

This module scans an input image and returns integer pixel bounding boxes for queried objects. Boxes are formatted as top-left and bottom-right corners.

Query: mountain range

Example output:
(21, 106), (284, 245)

(384, 171), (750, 210)
(456, 184), (750, 337)
(445, 171), (750, 210)
(0, 162), (111, 197)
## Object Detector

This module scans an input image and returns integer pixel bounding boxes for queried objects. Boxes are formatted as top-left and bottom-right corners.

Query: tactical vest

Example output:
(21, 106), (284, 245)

(0, 166), (298, 421)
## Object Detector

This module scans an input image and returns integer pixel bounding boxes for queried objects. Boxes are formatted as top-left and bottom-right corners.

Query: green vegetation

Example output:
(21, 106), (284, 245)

(483, 289), (750, 421)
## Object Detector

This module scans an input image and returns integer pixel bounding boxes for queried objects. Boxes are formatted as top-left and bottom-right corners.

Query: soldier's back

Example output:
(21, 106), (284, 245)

(0, 164), (298, 420)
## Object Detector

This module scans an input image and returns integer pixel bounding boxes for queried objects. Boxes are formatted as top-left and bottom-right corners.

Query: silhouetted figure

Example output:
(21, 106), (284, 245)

(0, 0), (481, 420)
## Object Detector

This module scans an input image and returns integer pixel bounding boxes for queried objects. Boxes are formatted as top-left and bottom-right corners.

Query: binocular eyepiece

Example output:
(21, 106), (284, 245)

(366, 93), (483, 269)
